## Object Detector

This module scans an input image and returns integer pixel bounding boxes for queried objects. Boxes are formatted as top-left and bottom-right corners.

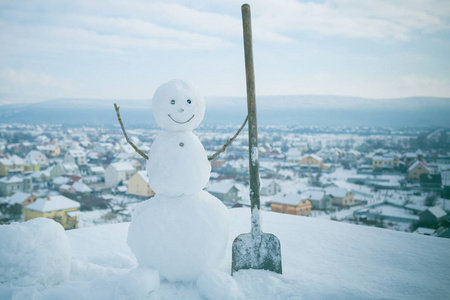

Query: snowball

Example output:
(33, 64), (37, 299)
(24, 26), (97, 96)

(152, 79), (205, 131)
(147, 131), (211, 197)
(127, 191), (230, 282)
(0, 218), (71, 287)
(197, 270), (243, 300)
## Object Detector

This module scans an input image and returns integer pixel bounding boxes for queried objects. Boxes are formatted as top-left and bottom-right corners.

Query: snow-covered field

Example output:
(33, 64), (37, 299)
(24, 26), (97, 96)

(1, 208), (449, 299)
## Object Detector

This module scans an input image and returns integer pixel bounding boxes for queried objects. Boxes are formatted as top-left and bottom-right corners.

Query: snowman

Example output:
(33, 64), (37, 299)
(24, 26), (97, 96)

(125, 79), (231, 292)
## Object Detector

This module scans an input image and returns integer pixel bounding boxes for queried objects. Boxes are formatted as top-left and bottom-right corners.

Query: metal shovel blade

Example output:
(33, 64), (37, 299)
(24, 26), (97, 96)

(231, 232), (282, 274)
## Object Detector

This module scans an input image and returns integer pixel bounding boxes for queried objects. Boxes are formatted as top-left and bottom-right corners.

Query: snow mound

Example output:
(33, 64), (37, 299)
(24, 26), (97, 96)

(127, 191), (230, 282)
(1, 208), (450, 299)
(0, 218), (71, 287)
(114, 267), (160, 300)
(197, 270), (242, 300)
(233, 269), (302, 299)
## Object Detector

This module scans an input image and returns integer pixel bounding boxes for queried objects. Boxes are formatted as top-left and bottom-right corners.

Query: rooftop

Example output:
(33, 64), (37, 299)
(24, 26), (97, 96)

(25, 195), (80, 212)
(9, 192), (32, 205)
(271, 193), (303, 206)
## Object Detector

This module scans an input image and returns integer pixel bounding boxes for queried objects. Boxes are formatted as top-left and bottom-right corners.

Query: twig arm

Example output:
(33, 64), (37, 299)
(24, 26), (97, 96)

(114, 103), (246, 162)
(114, 103), (149, 160)
(208, 115), (248, 161)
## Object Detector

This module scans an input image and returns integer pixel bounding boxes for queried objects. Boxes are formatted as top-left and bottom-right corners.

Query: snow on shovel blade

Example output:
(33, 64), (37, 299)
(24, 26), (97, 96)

(231, 232), (282, 274)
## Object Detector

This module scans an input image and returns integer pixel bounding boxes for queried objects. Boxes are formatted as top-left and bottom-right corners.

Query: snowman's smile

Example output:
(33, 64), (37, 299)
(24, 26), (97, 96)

(168, 114), (195, 124)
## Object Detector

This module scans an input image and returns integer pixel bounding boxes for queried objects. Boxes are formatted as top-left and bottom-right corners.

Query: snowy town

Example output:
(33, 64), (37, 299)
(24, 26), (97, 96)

(1, 123), (449, 238)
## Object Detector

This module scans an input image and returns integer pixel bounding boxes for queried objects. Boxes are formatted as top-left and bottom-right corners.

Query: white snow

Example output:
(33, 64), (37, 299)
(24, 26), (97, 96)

(0, 218), (71, 288)
(114, 267), (160, 300)
(270, 193), (303, 206)
(146, 131), (211, 196)
(2, 209), (449, 299)
(25, 195), (80, 212)
(324, 186), (348, 198)
(426, 206), (447, 219)
(8, 191), (32, 205)
(109, 162), (134, 172)
(127, 191), (230, 282)
(251, 146), (258, 166)
(197, 270), (242, 300)
(368, 204), (420, 221)
(72, 181), (92, 193)
(300, 189), (326, 201)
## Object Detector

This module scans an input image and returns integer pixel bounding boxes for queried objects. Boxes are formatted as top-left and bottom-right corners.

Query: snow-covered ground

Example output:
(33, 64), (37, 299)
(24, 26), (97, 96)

(1, 208), (449, 299)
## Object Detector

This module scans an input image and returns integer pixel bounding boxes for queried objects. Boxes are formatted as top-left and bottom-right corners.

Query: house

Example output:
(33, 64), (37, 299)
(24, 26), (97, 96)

(408, 161), (430, 181)
(72, 181), (92, 195)
(405, 204), (428, 215)
(0, 176), (32, 196)
(52, 176), (71, 189)
(419, 206), (447, 228)
(59, 184), (76, 194)
(211, 159), (226, 170)
(297, 142), (309, 154)
(270, 194), (311, 216)
(124, 159), (144, 172)
(25, 150), (48, 168)
(300, 189), (330, 210)
(346, 150), (360, 162)
(260, 180), (281, 196)
(8, 191), (37, 207)
(0, 155), (25, 177)
(128, 171), (155, 197)
(206, 181), (240, 203)
(24, 195), (80, 230)
(88, 165), (105, 176)
(325, 187), (354, 206)
(299, 154), (323, 169)
(24, 158), (40, 173)
(354, 202), (419, 224)
(317, 147), (343, 163)
(413, 227), (436, 236)
(285, 148), (301, 163)
(105, 162), (135, 188)
(372, 154), (400, 170)
(442, 171), (450, 199)
(64, 149), (87, 166)
(50, 163), (80, 178)
(60, 181), (92, 196)
(37, 145), (61, 157)
(438, 228), (450, 239)
(419, 174), (442, 189)
(403, 152), (423, 167)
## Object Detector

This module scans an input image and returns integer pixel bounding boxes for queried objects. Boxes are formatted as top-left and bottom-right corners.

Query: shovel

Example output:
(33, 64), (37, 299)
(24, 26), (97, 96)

(231, 4), (282, 275)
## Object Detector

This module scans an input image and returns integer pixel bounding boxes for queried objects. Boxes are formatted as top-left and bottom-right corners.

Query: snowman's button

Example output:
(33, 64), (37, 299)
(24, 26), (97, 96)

(179, 142), (184, 147)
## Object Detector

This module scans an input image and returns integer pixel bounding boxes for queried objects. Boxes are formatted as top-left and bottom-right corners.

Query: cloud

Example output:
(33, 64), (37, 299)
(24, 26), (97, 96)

(395, 74), (450, 97)
(0, 0), (449, 101)
(252, 0), (450, 41)
(2, 0), (449, 55)
(0, 68), (78, 97)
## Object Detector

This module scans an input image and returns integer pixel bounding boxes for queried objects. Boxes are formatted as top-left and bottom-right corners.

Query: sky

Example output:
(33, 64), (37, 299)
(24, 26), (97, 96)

(1, 0), (450, 105)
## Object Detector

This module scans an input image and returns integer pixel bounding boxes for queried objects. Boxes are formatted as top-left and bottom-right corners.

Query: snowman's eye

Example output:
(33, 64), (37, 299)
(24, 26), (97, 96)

(170, 99), (175, 105)
(187, 99), (192, 104)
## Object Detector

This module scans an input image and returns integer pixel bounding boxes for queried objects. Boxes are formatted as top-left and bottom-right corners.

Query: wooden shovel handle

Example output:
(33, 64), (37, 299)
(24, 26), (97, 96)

(242, 4), (261, 214)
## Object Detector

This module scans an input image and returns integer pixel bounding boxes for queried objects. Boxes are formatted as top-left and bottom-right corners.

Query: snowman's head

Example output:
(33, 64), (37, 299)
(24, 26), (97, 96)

(152, 79), (205, 131)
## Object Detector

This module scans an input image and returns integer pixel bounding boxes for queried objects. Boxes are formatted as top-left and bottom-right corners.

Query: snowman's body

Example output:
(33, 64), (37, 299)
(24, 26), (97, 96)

(127, 79), (230, 283)
(146, 131), (210, 197)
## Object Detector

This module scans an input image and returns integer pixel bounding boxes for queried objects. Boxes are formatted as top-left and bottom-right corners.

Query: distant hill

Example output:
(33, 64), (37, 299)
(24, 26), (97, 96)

(0, 95), (449, 127)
